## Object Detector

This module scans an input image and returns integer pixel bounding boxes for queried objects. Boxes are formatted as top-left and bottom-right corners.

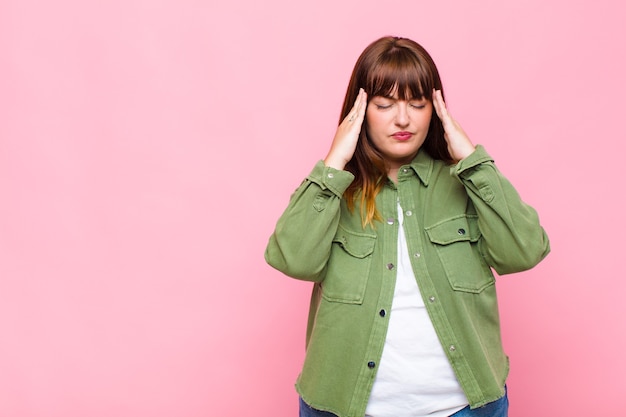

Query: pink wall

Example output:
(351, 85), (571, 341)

(1, 0), (624, 416)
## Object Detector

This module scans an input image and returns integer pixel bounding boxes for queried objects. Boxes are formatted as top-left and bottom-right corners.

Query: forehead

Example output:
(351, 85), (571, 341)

(368, 69), (429, 100)
(374, 86), (428, 100)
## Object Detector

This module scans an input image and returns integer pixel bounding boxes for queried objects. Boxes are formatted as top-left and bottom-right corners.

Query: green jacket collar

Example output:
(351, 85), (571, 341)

(407, 149), (436, 187)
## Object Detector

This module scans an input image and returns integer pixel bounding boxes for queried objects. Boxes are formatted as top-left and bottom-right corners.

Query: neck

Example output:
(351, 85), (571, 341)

(387, 167), (399, 183)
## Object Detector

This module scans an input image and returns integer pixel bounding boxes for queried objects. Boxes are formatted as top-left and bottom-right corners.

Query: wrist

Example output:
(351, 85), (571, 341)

(453, 144), (476, 163)
(324, 154), (347, 171)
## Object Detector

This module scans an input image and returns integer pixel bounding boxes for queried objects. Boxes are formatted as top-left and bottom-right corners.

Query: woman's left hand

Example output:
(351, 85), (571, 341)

(432, 89), (475, 163)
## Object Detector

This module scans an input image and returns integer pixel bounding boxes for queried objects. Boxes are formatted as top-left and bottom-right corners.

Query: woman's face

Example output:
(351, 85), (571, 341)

(365, 92), (433, 171)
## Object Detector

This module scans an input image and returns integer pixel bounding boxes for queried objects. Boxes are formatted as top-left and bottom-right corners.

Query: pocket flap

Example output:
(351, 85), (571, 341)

(332, 226), (376, 258)
(425, 215), (480, 245)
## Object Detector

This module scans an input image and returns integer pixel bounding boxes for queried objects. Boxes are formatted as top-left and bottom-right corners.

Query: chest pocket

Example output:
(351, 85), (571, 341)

(425, 215), (494, 293)
(321, 226), (376, 304)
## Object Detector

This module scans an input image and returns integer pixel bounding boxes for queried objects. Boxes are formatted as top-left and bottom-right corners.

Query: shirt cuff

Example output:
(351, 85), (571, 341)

(307, 161), (355, 197)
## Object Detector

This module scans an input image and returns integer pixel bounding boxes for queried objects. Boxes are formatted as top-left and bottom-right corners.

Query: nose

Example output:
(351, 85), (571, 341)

(395, 102), (410, 127)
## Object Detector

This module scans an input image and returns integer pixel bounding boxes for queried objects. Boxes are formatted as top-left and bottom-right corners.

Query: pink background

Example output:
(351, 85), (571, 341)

(1, 0), (624, 416)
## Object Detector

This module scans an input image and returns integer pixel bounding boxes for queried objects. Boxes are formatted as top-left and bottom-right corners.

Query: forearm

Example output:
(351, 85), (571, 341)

(265, 161), (355, 281)
(453, 146), (550, 274)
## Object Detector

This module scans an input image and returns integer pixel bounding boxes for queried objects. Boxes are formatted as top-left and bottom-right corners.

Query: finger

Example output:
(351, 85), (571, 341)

(348, 88), (366, 123)
(356, 89), (367, 121)
(432, 89), (446, 120)
(433, 89), (455, 131)
(345, 89), (360, 122)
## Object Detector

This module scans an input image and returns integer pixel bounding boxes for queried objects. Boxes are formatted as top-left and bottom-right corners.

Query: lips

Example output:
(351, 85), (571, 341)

(392, 131), (412, 141)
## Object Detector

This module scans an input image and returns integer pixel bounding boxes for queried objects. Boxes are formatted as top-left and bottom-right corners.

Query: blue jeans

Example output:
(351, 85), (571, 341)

(299, 388), (508, 417)
(449, 387), (508, 417)
(299, 397), (338, 417)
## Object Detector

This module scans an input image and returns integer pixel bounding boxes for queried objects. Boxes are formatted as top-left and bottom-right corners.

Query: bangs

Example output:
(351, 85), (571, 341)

(366, 48), (434, 100)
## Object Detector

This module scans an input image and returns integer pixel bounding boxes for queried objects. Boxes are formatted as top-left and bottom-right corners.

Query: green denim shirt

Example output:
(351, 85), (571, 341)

(265, 146), (550, 417)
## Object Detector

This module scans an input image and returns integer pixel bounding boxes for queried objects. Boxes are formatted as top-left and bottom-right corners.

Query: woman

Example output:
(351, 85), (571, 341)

(265, 36), (549, 417)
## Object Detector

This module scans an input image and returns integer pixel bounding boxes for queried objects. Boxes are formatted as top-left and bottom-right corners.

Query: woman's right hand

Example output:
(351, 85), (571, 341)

(324, 88), (367, 170)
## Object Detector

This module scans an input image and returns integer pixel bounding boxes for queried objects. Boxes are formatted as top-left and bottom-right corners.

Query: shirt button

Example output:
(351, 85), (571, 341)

(405, 210), (412, 216)
(386, 218), (395, 225)
(327, 173), (334, 179)
(367, 361), (376, 368)
(402, 168), (409, 173)
(379, 309), (386, 317)
(429, 296), (435, 302)
(414, 252), (421, 258)
(386, 263), (394, 270)
(457, 228), (466, 235)
(449, 345), (456, 352)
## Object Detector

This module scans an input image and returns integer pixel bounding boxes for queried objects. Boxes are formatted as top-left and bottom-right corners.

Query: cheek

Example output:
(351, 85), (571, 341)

(365, 110), (385, 131)
(418, 108), (433, 127)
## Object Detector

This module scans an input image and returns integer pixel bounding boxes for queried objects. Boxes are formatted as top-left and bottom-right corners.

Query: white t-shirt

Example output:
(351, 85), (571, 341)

(365, 203), (469, 417)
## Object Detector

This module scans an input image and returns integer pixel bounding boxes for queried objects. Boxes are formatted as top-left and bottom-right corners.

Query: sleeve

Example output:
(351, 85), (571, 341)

(264, 161), (355, 282)
(451, 145), (550, 275)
